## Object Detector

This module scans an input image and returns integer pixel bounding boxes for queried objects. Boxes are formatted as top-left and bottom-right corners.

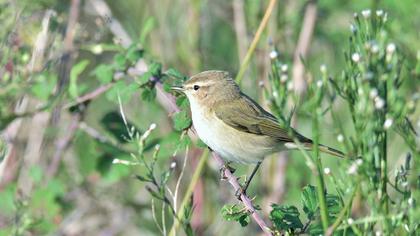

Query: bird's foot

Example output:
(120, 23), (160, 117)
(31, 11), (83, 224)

(219, 162), (236, 180)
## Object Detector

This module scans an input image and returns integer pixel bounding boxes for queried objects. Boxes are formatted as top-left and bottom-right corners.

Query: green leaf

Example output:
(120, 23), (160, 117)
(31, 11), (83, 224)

(326, 194), (342, 218)
(135, 175), (150, 182)
(69, 60), (89, 99)
(176, 96), (190, 109)
(148, 62), (162, 77)
(302, 185), (318, 219)
(270, 204), (303, 231)
(139, 17), (156, 44)
(94, 64), (113, 84)
(125, 44), (144, 63)
(31, 73), (57, 101)
(238, 214), (250, 227)
(221, 204), (248, 222)
(141, 87), (156, 101)
(113, 53), (127, 70)
(172, 110), (192, 131)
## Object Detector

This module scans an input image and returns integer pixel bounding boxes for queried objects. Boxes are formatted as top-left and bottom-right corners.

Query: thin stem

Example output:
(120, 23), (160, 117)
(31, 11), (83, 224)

(235, 0), (277, 84)
(313, 110), (329, 231)
(169, 149), (209, 236)
(326, 184), (359, 236)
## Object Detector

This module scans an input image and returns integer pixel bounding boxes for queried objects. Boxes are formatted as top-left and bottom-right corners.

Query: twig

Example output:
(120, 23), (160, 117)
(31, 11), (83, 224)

(46, 113), (81, 178)
(292, 0), (318, 95)
(212, 152), (271, 235)
(232, 0), (248, 64)
(235, 0), (277, 83)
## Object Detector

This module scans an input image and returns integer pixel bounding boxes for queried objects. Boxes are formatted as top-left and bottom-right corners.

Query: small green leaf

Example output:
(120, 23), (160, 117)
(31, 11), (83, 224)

(270, 204), (303, 231)
(302, 185), (318, 219)
(125, 44), (144, 63)
(148, 62), (162, 77)
(172, 110), (192, 131)
(141, 87), (156, 101)
(238, 214), (250, 227)
(139, 17), (156, 44)
(326, 194), (341, 217)
(114, 53), (127, 70)
(176, 96), (190, 109)
(69, 60), (89, 99)
(221, 204), (248, 222)
(94, 64), (113, 84)
(135, 175), (150, 182)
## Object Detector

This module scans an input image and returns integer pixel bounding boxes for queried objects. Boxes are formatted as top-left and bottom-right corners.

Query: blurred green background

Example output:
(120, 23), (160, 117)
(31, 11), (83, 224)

(0, 0), (418, 235)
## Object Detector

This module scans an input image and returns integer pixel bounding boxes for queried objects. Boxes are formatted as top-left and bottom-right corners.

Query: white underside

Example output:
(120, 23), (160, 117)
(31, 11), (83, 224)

(190, 101), (283, 164)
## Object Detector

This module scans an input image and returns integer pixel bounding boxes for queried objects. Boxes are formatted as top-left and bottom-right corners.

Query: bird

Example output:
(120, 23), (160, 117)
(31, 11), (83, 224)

(171, 70), (344, 193)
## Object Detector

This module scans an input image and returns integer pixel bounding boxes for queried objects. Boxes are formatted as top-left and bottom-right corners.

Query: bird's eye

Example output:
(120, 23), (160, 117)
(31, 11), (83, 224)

(193, 85), (200, 91)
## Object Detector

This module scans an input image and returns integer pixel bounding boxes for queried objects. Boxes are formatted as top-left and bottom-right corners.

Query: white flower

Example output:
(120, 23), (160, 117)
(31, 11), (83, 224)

(369, 89), (378, 99)
(347, 163), (358, 175)
(383, 118), (393, 129)
(272, 91), (278, 98)
(170, 161), (177, 169)
(356, 159), (363, 166)
(324, 167), (331, 175)
(376, 231), (382, 236)
(150, 123), (157, 130)
(92, 44), (103, 54)
(316, 80), (323, 88)
(352, 53), (361, 62)
(386, 43), (396, 54)
(269, 50), (278, 59)
(258, 81), (264, 87)
(362, 9), (371, 18)
(374, 97), (385, 109)
(320, 64), (327, 73)
(281, 64), (288, 72)
(376, 10), (384, 17)
(408, 197), (414, 206)
(337, 134), (344, 143)
(287, 82), (294, 91)
(371, 44), (379, 54)
(347, 218), (354, 225)
(280, 74), (288, 83)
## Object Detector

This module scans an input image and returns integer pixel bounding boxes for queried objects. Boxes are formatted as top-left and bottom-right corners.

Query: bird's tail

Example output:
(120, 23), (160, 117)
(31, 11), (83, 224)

(305, 143), (345, 158)
(285, 142), (345, 158)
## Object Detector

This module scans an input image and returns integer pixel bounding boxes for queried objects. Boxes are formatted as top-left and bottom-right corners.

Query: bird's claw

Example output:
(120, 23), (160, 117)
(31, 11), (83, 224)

(219, 163), (236, 180)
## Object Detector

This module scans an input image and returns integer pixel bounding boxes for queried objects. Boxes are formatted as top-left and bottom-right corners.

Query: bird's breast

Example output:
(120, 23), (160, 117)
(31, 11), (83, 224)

(191, 107), (277, 164)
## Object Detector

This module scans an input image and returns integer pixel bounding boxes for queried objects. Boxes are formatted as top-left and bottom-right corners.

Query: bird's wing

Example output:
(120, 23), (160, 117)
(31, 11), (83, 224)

(214, 93), (311, 143)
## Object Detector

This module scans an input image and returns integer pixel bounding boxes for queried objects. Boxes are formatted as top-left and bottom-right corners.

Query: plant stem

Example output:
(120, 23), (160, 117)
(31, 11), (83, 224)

(326, 184), (359, 236)
(235, 0), (277, 84)
(169, 149), (209, 236)
(313, 109), (329, 231)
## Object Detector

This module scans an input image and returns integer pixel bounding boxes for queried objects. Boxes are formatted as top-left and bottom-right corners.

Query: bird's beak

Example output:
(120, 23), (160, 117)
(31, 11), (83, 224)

(170, 85), (185, 92)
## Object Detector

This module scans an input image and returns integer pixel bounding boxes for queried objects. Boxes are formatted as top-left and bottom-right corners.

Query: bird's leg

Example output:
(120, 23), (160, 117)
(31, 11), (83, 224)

(219, 162), (236, 180)
(235, 162), (262, 199)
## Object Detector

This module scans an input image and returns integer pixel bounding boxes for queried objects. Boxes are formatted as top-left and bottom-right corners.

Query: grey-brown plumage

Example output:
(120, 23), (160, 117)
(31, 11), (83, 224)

(172, 70), (344, 164)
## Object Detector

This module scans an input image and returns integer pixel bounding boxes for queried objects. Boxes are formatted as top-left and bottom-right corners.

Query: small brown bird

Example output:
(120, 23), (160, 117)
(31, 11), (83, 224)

(172, 70), (344, 164)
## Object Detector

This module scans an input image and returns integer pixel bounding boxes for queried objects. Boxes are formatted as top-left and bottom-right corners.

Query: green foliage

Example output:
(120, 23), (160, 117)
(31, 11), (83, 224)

(221, 204), (251, 227)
